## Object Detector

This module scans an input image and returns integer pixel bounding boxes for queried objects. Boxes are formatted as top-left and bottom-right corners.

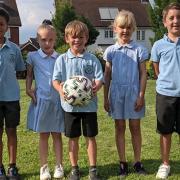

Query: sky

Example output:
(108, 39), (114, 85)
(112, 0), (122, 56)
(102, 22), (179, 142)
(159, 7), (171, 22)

(16, 0), (55, 44)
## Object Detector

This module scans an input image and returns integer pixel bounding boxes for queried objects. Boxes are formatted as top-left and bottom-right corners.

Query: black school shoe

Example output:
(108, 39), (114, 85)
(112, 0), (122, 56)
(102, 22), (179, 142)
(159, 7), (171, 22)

(89, 168), (100, 180)
(119, 161), (128, 177)
(68, 168), (80, 180)
(133, 161), (147, 175)
(0, 164), (6, 180)
(7, 166), (20, 180)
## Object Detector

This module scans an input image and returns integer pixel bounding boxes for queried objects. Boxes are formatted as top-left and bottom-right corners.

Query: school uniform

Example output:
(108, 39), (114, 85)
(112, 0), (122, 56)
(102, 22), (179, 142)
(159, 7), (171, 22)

(27, 49), (64, 132)
(103, 41), (149, 119)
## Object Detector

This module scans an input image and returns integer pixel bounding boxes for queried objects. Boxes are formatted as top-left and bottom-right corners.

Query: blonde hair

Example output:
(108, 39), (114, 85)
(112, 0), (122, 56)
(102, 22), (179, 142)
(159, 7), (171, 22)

(162, 2), (180, 21)
(37, 24), (56, 37)
(113, 10), (136, 32)
(65, 20), (89, 39)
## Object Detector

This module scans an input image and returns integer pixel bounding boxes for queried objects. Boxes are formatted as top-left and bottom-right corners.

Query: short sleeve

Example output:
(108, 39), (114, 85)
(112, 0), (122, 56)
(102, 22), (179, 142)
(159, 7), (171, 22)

(53, 55), (63, 81)
(15, 47), (26, 71)
(138, 46), (149, 63)
(150, 42), (160, 62)
(26, 52), (34, 67)
(103, 46), (112, 62)
(93, 55), (104, 82)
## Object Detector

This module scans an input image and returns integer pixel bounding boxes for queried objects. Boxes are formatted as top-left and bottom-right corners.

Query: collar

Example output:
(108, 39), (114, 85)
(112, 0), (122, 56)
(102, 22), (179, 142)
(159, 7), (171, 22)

(38, 48), (59, 59)
(115, 40), (135, 49)
(67, 49), (86, 59)
(1, 38), (11, 48)
(163, 34), (180, 43)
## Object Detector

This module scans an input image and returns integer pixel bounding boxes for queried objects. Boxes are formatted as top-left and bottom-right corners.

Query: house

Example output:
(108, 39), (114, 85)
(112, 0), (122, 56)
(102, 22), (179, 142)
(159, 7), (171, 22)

(0, 0), (21, 45)
(20, 38), (39, 54)
(70, 0), (154, 52)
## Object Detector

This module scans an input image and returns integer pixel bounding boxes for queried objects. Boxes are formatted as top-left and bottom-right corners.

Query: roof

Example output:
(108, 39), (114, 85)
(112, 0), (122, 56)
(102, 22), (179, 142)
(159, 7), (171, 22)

(20, 38), (40, 51)
(71, 0), (151, 27)
(0, 0), (21, 26)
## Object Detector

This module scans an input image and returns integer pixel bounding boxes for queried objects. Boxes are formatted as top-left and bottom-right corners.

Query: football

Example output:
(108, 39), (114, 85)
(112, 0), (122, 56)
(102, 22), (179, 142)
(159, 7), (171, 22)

(63, 75), (93, 106)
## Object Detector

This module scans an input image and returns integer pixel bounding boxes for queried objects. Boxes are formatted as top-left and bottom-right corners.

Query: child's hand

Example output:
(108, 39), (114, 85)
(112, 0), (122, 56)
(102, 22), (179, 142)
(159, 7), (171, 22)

(134, 96), (144, 112)
(104, 99), (110, 112)
(26, 89), (37, 104)
(59, 82), (65, 99)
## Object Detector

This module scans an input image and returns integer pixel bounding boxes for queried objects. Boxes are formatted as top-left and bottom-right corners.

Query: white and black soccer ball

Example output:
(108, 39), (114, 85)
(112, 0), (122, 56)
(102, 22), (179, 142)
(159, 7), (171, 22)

(63, 75), (93, 106)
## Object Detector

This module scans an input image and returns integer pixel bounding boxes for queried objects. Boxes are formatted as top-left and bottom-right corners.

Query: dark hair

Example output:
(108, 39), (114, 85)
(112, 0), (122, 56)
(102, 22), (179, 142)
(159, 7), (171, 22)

(42, 19), (53, 25)
(0, 8), (9, 23)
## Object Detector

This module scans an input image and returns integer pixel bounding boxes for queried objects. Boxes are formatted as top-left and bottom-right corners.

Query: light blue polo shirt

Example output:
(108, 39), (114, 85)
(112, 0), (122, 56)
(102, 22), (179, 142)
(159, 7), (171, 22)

(0, 39), (25, 101)
(53, 49), (104, 112)
(151, 35), (180, 97)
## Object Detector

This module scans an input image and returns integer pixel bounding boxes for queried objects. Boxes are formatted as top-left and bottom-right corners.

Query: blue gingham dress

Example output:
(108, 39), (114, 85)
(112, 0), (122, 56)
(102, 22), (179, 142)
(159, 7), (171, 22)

(27, 49), (64, 132)
(103, 41), (149, 120)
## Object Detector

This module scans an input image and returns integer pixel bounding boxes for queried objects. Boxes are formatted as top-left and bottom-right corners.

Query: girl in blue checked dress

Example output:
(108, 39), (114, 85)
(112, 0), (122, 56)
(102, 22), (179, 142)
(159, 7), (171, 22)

(26, 23), (64, 180)
(103, 10), (148, 177)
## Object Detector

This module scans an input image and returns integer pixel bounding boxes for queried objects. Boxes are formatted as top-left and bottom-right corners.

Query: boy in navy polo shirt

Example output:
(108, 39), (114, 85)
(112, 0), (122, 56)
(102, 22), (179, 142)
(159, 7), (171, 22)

(0, 8), (25, 179)
(151, 3), (180, 179)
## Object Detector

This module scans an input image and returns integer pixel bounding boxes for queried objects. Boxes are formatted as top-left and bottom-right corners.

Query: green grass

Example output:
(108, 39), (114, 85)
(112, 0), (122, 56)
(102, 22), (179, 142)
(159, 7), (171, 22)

(2, 80), (180, 179)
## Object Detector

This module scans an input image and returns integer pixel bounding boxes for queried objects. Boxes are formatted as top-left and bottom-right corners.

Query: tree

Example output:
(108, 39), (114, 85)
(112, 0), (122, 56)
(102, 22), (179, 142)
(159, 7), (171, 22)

(148, 0), (180, 44)
(52, 0), (99, 48)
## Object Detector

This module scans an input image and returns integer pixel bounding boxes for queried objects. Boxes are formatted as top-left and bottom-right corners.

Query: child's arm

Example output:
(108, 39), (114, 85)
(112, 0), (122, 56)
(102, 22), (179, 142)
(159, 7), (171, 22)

(103, 61), (112, 112)
(92, 79), (103, 95)
(152, 62), (159, 79)
(135, 61), (147, 112)
(26, 64), (36, 104)
(52, 80), (64, 98)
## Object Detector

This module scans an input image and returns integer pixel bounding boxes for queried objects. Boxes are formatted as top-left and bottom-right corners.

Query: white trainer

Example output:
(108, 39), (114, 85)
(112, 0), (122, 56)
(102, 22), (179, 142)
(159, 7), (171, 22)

(156, 164), (170, 179)
(53, 164), (64, 179)
(40, 164), (51, 180)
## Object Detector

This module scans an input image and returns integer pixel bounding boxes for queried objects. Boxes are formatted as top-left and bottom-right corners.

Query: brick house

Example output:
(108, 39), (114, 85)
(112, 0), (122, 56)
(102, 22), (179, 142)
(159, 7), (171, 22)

(0, 0), (21, 45)
(66, 0), (154, 52)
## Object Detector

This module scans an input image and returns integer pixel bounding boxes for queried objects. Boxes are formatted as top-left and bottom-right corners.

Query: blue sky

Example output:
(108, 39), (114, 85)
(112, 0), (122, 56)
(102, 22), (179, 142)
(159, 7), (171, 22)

(16, 0), (55, 44)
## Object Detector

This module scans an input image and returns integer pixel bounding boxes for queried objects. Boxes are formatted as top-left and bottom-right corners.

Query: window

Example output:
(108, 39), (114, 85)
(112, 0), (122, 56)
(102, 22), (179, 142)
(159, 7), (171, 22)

(136, 30), (145, 41)
(104, 29), (114, 38)
(104, 30), (109, 38)
(99, 7), (119, 20)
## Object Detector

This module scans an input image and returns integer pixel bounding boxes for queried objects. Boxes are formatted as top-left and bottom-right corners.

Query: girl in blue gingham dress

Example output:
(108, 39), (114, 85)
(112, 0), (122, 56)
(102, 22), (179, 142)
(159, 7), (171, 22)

(26, 23), (64, 179)
(103, 10), (149, 176)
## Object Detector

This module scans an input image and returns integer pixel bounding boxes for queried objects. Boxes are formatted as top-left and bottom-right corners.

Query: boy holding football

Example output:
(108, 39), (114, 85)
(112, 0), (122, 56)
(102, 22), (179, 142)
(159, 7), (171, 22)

(53, 20), (103, 180)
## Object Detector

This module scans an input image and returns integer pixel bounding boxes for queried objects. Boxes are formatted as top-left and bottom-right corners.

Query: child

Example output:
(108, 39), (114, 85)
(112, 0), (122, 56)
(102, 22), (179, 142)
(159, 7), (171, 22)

(52, 20), (103, 180)
(151, 3), (180, 179)
(26, 23), (64, 180)
(103, 10), (148, 177)
(0, 8), (25, 179)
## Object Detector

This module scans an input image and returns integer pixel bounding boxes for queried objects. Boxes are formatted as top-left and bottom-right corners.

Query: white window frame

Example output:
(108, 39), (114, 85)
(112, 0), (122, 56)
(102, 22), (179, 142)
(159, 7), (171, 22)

(136, 30), (145, 41)
(5, 28), (11, 39)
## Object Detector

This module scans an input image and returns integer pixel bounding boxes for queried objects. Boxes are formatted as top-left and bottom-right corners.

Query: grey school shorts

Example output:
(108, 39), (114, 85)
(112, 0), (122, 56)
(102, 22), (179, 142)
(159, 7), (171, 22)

(156, 93), (180, 134)
(0, 101), (20, 128)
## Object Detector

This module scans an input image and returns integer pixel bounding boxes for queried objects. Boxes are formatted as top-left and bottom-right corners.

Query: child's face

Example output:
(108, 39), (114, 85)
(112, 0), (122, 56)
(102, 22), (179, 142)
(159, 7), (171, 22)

(37, 28), (56, 55)
(0, 16), (8, 38)
(65, 33), (87, 55)
(114, 25), (133, 44)
(163, 9), (180, 37)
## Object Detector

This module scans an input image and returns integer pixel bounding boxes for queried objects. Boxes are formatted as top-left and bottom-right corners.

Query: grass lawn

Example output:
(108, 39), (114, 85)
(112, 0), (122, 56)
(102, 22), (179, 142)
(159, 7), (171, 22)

(2, 80), (180, 179)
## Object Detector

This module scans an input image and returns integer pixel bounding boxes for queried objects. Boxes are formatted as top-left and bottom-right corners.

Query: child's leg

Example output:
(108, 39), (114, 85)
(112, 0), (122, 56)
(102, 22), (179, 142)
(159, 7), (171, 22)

(39, 132), (50, 166)
(5, 128), (17, 164)
(51, 132), (63, 165)
(0, 128), (3, 166)
(85, 137), (97, 166)
(129, 119), (141, 162)
(69, 137), (79, 166)
(115, 120), (126, 162)
(160, 134), (171, 165)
